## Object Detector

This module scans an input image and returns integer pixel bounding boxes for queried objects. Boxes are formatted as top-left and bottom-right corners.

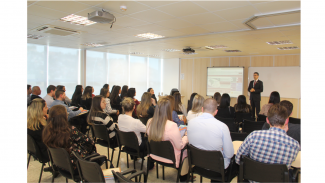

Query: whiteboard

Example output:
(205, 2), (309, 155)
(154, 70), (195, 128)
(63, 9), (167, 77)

(248, 67), (300, 98)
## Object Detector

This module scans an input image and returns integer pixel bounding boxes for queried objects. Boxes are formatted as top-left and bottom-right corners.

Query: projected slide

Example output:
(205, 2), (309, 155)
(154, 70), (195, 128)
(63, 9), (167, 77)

(207, 67), (244, 98)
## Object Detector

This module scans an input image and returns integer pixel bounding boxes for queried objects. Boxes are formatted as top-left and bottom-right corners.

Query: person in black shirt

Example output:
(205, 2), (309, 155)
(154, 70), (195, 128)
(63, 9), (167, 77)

(80, 86), (93, 110)
(215, 93), (235, 118)
(110, 85), (122, 113)
(30, 86), (42, 101)
(71, 85), (83, 106)
(120, 85), (129, 100)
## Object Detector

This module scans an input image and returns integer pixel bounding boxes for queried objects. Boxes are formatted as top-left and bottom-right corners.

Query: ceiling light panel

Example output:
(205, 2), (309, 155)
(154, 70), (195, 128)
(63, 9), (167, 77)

(60, 14), (97, 26)
(129, 52), (145, 55)
(267, 40), (293, 45)
(224, 50), (241, 52)
(27, 34), (44, 39)
(277, 46), (299, 50)
(163, 49), (180, 52)
(135, 33), (165, 39)
(205, 45), (228, 49)
(81, 43), (103, 47)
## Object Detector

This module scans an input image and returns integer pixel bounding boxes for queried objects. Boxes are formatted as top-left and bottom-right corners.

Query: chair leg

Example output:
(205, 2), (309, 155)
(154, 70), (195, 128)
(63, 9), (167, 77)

(27, 154), (31, 169)
(107, 148), (110, 162)
(51, 173), (55, 183)
(38, 163), (45, 183)
(126, 153), (129, 168)
(133, 158), (136, 169)
(162, 165), (165, 180)
(105, 158), (108, 169)
(191, 171), (194, 183)
(140, 158), (144, 170)
(146, 157), (150, 181)
(66, 178), (68, 183)
(176, 167), (180, 182)
(111, 148), (115, 163)
(116, 150), (121, 167)
(200, 175), (202, 183)
(156, 162), (159, 178)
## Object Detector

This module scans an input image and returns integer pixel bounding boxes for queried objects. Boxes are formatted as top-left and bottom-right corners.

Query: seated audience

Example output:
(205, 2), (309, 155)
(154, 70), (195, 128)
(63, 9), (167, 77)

(234, 95), (252, 114)
(215, 93), (235, 118)
(188, 98), (235, 181)
(167, 95), (186, 126)
(110, 86), (122, 113)
(235, 104), (300, 181)
(42, 105), (99, 174)
(146, 97), (190, 181)
(213, 92), (222, 106)
(50, 90), (83, 121)
(137, 92), (156, 119)
(120, 85), (128, 100)
(30, 86), (42, 101)
(262, 100), (301, 144)
(27, 84), (32, 104)
(71, 85), (83, 106)
(80, 86), (93, 110)
(187, 94), (204, 122)
(173, 92), (187, 116)
(259, 91), (280, 116)
(127, 88), (140, 118)
(87, 96), (117, 147)
(187, 92), (198, 112)
(100, 88), (119, 116)
(110, 85), (116, 94)
(43, 85), (56, 108)
(57, 85), (72, 105)
(147, 88), (157, 104)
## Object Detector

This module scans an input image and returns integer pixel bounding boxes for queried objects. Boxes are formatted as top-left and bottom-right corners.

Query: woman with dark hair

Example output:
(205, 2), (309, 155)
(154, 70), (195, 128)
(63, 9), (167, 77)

(127, 88), (140, 118)
(110, 85), (122, 113)
(71, 85), (83, 106)
(42, 105), (98, 174)
(80, 86), (93, 110)
(187, 92), (197, 112)
(259, 91), (280, 116)
(173, 92), (187, 116)
(213, 92), (222, 106)
(167, 95), (186, 126)
(215, 93), (235, 118)
(103, 84), (109, 90)
(234, 95), (252, 114)
(110, 85), (116, 94)
(147, 88), (157, 104)
(87, 95), (118, 147)
(100, 88), (119, 116)
(120, 85), (128, 100)
(137, 92), (156, 119)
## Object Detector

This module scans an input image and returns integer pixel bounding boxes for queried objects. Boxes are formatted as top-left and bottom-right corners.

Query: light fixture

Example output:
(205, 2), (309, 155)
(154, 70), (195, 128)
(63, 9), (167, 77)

(267, 40), (293, 45)
(129, 52), (145, 55)
(27, 34), (44, 39)
(224, 50), (241, 52)
(163, 49), (180, 52)
(277, 46), (299, 50)
(60, 14), (97, 26)
(81, 43), (104, 47)
(135, 33), (165, 39)
(205, 45), (228, 50)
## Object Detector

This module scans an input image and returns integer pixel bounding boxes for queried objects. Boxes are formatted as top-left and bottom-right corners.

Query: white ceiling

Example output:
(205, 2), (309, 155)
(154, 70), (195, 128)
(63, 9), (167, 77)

(27, 0), (301, 58)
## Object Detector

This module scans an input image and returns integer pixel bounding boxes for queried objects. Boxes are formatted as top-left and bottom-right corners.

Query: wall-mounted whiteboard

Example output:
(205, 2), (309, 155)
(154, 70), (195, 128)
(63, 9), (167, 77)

(248, 67), (300, 98)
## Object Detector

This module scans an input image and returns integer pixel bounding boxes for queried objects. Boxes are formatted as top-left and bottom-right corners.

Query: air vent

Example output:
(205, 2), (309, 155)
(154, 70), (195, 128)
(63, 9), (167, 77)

(267, 40), (292, 45)
(205, 45), (228, 50)
(277, 46), (299, 50)
(129, 52), (144, 55)
(224, 50), (241, 52)
(34, 25), (80, 36)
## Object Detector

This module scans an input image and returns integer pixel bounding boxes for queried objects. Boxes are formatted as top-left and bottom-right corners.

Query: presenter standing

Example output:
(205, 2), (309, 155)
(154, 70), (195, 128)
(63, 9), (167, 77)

(248, 72), (263, 118)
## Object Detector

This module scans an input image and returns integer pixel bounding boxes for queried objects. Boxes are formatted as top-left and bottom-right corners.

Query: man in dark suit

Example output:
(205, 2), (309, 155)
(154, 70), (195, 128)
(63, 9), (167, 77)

(248, 72), (263, 117)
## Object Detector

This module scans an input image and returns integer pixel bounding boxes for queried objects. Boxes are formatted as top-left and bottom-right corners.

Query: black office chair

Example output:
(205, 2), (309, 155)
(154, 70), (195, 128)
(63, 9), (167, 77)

(27, 134), (51, 183)
(238, 155), (290, 182)
(257, 114), (267, 122)
(215, 116), (239, 132)
(115, 128), (146, 170)
(187, 144), (236, 183)
(235, 113), (255, 123)
(289, 117), (301, 124)
(92, 124), (118, 162)
(242, 119), (265, 134)
(138, 116), (150, 126)
(112, 169), (147, 183)
(146, 140), (187, 182)
(230, 132), (249, 141)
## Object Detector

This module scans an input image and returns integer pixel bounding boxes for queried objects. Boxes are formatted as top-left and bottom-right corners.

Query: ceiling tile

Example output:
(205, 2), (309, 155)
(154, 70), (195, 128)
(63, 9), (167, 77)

(181, 12), (226, 25)
(110, 28), (145, 36)
(113, 16), (148, 27)
(97, 1), (151, 15)
(75, 1), (106, 7)
(213, 5), (260, 21)
(248, 1), (274, 5)
(154, 29), (184, 37)
(137, 1), (178, 8)
(131, 24), (170, 32)
(35, 1), (92, 14)
(28, 14), (53, 26)
(230, 19), (253, 30)
(253, 1), (300, 14)
(155, 18), (194, 29)
(175, 26), (210, 35)
(200, 22), (240, 32)
(193, 1), (251, 12)
(130, 9), (175, 22)
(156, 1), (208, 17)
(28, 5), (69, 20)
(252, 17), (275, 28)
(266, 13), (300, 26)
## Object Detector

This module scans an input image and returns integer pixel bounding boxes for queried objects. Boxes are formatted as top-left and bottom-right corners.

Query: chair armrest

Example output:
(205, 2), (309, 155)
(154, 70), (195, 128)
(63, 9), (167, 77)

(84, 153), (101, 160)
(126, 170), (146, 180)
(121, 169), (137, 175)
(88, 155), (107, 162)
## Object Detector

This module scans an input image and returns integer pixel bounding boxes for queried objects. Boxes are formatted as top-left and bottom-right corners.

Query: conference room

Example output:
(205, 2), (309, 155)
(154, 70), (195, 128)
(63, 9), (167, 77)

(26, 0), (302, 182)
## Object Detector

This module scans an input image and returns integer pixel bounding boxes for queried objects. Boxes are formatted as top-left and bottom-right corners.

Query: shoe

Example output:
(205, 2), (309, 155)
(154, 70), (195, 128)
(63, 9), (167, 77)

(180, 174), (196, 182)
(44, 167), (53, 172)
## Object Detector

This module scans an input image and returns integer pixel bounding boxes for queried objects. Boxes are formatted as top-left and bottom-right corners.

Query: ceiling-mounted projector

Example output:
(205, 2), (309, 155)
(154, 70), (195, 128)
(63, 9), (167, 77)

(183, 47), (195, 54)
(88, 9), (115, 24)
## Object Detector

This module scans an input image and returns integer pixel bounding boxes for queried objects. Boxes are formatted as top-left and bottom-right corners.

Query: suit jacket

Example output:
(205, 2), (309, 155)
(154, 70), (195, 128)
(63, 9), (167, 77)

(248, 80), (263, 101)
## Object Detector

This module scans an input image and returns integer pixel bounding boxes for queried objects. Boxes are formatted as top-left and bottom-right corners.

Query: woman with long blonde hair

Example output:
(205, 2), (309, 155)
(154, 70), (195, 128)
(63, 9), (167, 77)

(137, 92), (156, 119)
(146, 97), (190, 181)
(187, 94), (205, 122)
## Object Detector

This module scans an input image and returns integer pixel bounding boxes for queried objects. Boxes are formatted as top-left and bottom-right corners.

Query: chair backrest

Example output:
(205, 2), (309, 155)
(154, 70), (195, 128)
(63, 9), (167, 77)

(187, 144), (225, 179)
(257, 114), (267, 122)
(27, 134), (40, 158)
(239, 155), (289, 182)
(112, 170), (133, 182)
(242, 119), (265, 134)
(92, 124), (110, 142)
(235, 112), (255, 123)
(73, 152), (105, 183)
(147, 140), (176, 167)
(230, 132), (249, 141)
(138, 116), (150, 126)
(47, 147), (75, 178)
(289, 117), (301, 124)
(215, 116), (238, 132)
(115, 128), (140, 156)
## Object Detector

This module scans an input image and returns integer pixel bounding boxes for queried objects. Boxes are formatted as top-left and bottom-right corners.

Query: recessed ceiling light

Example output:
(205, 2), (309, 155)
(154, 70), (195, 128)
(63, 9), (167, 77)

(224, 50), (241, 52)
(135, 33), (165, 39)
(277, 46), (299, 50)
(27, 34), (44, 39)
(81, 43), (104, 47)
(148, 55), (160, 57)
(163, 49), (180, 52)
(129, 52), (145, 55)
(267, 40), (292, 45)
(205, 45), (228, 50)
(182, 52), (198, 55)
(60, 14), (97, 26)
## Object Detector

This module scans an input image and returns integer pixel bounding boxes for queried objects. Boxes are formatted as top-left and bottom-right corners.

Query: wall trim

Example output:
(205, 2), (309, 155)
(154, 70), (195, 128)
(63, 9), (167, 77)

(179, 54), (300, 60)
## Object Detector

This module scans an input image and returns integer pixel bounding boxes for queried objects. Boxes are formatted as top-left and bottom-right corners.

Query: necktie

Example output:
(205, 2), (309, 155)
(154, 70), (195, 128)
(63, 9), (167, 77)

(254, 80), (257, 87)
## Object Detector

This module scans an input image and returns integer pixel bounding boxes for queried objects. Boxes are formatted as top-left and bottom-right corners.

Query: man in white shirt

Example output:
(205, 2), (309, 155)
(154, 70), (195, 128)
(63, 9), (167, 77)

(43, 85), (56, 108)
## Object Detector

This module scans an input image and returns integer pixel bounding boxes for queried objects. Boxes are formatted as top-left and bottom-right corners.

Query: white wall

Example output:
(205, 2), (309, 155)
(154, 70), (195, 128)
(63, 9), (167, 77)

(162, 58), (179, 96)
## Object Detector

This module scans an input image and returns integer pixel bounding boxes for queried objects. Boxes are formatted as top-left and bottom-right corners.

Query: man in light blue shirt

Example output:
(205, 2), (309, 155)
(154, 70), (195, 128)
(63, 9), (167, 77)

(50, 89), (83, 121)
(188, 98), (234, 172)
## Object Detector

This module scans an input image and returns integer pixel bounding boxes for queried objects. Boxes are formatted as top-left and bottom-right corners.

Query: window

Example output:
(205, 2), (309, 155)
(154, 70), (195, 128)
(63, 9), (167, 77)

(86, 50), (107, 95)
(148, 58), (162, 95)
(130, 56), (147, 100)
(107, 53), (129, 90)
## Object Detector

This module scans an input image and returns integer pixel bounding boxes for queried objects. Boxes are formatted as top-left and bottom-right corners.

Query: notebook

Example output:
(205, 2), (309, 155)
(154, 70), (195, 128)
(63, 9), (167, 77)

(179, 125), (187, 137)
(102, 167), (121, 180)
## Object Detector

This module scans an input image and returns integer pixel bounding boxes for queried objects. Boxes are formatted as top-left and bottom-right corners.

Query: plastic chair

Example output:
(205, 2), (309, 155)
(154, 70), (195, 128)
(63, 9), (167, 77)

(92, 124), (117, 162)
(27, 134), (50, 183)
(112, 169), (147, 183)
(187, 144), (236, 183)
(235, 113), (255, 123)
(238, 155), (290, 182)
(230, 132), (249, 141)
(215, 116), (239, 132)
(289, 117), (301, 124)
(257, 114), (267, 122)
(139, 116), (150, 126)
(115, 128), (146, 170)
(146, 140), (186, 182)
(242, 119), (265, 134)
